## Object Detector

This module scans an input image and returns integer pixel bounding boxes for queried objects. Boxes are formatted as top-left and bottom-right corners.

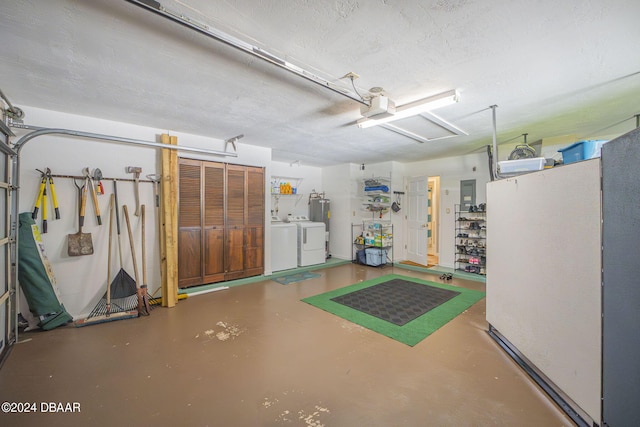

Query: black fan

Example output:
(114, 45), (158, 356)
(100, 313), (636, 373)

(508, 133), (536, 160)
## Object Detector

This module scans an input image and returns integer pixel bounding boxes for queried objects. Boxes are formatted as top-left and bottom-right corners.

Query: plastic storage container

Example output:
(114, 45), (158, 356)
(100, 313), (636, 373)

(558, 140), (607, 164)
(498, 157), (546, 174)
(365, 248), (386, 266)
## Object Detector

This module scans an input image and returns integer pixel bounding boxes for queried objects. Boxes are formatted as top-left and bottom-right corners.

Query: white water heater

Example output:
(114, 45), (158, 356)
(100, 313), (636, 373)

(309, 197), (330, 259)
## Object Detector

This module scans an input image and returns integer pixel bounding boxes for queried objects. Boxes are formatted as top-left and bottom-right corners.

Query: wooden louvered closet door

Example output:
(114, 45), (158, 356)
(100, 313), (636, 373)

(178, 159), (203, 288)
(224, 165), (246, 280)
(245, 166), (264, 276)
(178, 159), (264, 288)
(203, 162), (225, 283)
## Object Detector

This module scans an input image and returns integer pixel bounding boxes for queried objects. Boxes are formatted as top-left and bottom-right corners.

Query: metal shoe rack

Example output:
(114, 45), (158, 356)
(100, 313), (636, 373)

(454, 204), (486, 275)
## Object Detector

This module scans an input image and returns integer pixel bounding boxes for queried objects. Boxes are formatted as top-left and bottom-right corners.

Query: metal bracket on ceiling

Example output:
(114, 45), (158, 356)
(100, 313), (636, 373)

(125, 0), (367, 106)
(224, 134), (243, 152)
(489, 104), (506, 180)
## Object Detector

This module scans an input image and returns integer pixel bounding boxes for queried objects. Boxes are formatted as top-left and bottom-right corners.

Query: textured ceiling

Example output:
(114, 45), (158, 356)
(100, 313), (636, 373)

(1, 0), (639, 166)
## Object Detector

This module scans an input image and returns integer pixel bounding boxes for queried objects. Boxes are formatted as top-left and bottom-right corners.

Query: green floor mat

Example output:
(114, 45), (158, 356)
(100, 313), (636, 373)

(272, 271), (321, 285)
(302, 274), (485, 346)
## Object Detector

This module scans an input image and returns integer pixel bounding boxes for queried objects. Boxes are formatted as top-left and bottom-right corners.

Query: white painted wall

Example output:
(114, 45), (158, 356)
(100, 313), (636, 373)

(269, 161), (322, 220)
(322, 162), (404, 260)
(404, 151), (491, 268)
(15, 106), (271, 319)
(359, 161), (405, 262)
(389, 161), (407, 261)
(321, 163), (355, 260)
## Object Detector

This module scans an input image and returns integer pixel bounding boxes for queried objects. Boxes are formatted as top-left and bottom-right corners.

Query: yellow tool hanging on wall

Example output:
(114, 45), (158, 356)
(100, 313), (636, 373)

(32, 168), (60, 233)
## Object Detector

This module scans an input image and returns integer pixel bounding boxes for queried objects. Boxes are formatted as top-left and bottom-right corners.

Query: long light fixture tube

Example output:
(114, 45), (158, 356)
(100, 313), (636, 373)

(357, 89), (459, 129)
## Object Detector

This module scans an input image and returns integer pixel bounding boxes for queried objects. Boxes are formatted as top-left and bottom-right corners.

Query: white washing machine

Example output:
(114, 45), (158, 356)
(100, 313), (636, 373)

(286, 215), (326, 267)
(270, 216), (297, 272)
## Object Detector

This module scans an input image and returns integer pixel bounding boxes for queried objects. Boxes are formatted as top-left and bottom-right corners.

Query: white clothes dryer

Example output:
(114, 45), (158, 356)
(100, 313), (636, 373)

(286, 215), (326, 267)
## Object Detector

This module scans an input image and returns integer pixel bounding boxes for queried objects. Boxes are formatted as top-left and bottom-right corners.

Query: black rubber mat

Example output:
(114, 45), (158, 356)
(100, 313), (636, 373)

(330, 278), (460, 326)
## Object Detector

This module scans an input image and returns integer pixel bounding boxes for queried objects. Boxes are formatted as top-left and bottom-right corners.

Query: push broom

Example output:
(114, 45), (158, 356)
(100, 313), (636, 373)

(75, 193), (138, 326)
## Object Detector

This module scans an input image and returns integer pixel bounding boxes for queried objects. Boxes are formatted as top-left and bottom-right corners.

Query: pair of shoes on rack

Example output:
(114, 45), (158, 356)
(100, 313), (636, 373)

(468, 203), (487, 213)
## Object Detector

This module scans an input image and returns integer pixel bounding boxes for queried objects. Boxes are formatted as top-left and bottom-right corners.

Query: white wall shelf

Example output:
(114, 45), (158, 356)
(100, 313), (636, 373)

(270, 175), (302, 195)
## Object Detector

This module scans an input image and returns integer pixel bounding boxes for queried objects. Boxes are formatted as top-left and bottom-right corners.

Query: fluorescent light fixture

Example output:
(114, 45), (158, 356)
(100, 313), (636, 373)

(357, 89), (459, 129)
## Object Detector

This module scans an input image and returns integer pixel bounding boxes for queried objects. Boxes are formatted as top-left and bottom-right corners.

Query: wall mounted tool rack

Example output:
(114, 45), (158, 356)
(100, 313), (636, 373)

(49, 174), (154, 184)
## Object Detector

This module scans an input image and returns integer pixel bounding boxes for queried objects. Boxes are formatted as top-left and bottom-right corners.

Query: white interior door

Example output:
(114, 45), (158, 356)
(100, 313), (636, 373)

(406, 176), (429, 265)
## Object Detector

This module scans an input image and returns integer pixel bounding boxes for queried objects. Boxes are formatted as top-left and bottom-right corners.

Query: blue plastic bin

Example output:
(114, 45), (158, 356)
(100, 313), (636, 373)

(558, 140), (607, 164)
(365, 248), (386, 266)
(356, 249), (367, 265)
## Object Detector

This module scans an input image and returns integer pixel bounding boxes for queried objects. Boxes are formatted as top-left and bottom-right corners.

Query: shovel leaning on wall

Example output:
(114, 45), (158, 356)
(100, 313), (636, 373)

(68, 178), (93, 256)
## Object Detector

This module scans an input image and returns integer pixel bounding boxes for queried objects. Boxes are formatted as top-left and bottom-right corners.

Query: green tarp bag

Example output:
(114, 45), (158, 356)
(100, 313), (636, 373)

(18, 212), (72, 330)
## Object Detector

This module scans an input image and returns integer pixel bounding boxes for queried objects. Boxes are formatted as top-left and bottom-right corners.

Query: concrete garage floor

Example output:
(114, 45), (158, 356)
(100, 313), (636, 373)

(0, 264), (572, 426)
